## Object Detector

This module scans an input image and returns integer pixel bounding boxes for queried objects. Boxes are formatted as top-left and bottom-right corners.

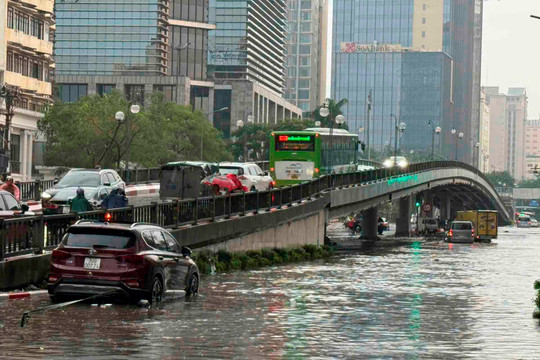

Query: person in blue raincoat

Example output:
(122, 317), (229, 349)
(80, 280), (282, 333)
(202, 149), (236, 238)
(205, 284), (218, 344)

(101, 186), (128, 209)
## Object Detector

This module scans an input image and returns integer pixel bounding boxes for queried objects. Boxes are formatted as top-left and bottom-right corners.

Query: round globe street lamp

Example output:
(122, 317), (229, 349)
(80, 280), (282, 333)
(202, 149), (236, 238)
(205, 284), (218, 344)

(315, 120), (321, 127)
(335, 114), (345, 126)
(115, 111), (125, 122)
(247, 114), (255, 123)
(456, 131), (464, 161)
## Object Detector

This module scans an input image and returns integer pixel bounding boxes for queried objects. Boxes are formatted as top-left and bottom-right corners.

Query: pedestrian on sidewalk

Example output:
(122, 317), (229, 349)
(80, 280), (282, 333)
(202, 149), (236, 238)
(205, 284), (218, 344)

(71, 188), (92, 213)
(0, 176), (20, 201)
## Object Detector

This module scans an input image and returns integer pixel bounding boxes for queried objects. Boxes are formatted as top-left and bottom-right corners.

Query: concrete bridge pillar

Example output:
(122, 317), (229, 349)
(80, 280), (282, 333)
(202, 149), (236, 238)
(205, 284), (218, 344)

(438, 192), (451, 220)
(395, 196), (410, 237)
(361, 206), (378, 240)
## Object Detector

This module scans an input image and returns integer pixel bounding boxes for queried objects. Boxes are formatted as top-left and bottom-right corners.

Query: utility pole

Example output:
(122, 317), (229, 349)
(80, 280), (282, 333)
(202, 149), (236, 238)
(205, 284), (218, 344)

(0, 85), (20, 176)
(367, 91), (372, 160)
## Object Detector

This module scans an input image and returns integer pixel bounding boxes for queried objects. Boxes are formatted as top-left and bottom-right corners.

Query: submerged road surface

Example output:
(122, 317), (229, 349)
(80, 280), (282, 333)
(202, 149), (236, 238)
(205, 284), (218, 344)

(0, 226), (539, 358)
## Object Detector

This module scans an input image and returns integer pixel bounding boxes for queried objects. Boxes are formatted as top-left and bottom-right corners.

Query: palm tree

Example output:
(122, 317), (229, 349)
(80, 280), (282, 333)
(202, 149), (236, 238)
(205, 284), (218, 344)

(311, 98), (348, 128)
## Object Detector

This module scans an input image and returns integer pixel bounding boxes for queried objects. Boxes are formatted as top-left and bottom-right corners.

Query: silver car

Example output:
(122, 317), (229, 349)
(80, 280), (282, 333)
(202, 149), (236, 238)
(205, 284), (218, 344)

(516, 216), (531, 228)
(445, 221), (475, 243)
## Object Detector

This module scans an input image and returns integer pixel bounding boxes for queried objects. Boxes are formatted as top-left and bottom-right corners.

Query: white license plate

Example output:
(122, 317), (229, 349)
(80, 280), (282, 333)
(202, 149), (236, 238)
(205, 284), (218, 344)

(84, 257), (101, 270)
(62, 206), (71, 214)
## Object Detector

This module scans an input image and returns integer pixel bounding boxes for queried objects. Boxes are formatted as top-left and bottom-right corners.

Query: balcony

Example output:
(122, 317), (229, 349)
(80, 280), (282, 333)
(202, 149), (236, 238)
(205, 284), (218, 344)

(6, 29), (53, 56)
(5, 71), (52, 96)
(9, 0), (54, 14)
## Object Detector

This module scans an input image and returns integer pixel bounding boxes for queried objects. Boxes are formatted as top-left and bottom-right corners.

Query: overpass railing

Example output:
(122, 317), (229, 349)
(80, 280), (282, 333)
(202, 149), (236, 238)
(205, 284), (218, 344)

(1, 160), (502, 260)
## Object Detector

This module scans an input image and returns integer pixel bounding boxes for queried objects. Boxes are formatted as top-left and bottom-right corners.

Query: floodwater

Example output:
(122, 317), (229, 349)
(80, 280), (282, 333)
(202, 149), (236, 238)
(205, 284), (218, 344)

(1, 226), (539, 359)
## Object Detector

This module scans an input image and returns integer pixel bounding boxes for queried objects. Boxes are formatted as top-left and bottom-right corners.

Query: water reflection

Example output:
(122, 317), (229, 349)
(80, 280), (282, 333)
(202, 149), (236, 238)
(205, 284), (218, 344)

(1, 228), (540, 358)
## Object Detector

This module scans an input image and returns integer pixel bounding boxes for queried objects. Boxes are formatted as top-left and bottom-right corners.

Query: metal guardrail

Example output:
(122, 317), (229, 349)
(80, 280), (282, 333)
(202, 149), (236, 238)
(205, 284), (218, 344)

(0, 160), (503, 260)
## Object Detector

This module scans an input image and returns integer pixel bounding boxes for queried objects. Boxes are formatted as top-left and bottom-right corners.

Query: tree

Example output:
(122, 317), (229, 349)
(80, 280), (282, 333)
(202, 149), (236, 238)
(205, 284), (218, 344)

(484, 171), (515, 188)
(39, 91), (233, 169)
(310, 98), (348, 128)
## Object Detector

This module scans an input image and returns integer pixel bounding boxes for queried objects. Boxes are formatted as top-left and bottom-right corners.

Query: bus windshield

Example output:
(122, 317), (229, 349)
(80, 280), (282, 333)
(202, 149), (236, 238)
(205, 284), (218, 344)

(275, 134), (315, 151)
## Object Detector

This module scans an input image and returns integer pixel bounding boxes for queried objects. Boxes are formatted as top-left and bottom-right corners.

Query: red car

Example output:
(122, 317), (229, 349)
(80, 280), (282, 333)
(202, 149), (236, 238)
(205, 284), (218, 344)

(202, 173), (247, 194)
(47, 221), (199, 303)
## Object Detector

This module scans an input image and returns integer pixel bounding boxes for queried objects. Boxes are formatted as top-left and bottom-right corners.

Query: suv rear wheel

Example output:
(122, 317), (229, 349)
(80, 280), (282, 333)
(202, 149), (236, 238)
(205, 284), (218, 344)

(185, 273), (199, 297)
(147, 276), (163, 304)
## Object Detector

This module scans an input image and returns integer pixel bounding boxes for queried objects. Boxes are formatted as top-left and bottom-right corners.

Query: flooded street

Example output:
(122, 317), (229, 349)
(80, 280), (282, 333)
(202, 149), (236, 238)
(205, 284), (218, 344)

(1, 225), (540, 359)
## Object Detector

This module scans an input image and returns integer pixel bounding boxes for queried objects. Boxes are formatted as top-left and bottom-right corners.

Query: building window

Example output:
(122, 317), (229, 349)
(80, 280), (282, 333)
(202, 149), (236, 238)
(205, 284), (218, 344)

(301, 1), (311, 9)
(423, 4), (427, 10)
(422, 31), (426, 38)
(155, 85), (176, 102)
(299, 45), (310, 55)
(10, 134), (21, 174)
(300, 22), (310, 32)
(298, 90), (310, 99)
(125, 85), (144, 104)
(8, 7), (45, 40)
(298, 79), (310, 88)
(58, 84), (88, 103)
(300, 12), (311, 21)
(299, 67), (310, 77)
(299, 57), (310, 66)
(300, 34), (311, 43)
(97, 84), (115, 96)
(422, 17), (426, 24)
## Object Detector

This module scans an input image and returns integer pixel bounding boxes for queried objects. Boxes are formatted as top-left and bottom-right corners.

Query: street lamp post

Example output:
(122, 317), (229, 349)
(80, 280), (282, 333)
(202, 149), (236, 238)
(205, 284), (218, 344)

(175, 42), (191, 76)
(390, 114), (406, 166)
(474, 142), (480, 169)
(451, 128), (457, 160)
(455, 131), (464, 161)
(319, 103), (331, 170)
(236, 119), (246, 161)
(126, 104), (140, 183)
(428, 120), (441, 160)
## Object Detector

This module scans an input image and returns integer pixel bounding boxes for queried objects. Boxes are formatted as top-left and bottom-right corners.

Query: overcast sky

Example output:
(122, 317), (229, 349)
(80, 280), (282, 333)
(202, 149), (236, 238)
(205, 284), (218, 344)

(483, 0), (540, 118)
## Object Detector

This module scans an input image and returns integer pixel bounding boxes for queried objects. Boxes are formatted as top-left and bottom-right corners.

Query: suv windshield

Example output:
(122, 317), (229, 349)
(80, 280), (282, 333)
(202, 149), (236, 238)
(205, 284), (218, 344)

(452, 222), (472, 230)
(64, 228), (135, 249)
(58, 172), (100, 187)
(518, 216), (530, 221)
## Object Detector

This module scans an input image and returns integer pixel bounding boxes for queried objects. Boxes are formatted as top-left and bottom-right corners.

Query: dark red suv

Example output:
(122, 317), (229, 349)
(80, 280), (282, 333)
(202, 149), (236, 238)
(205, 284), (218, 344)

(47, 221), (199, 303)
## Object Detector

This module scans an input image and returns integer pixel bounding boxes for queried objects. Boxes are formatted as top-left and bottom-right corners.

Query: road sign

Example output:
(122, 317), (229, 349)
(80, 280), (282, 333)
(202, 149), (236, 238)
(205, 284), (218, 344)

(422, 203), (432, 213)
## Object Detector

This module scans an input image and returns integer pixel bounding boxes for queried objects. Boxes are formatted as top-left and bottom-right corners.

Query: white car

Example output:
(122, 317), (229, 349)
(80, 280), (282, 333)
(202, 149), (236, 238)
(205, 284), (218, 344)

(218, 162), (274, 191)
(383, 156), (408, 168)
(531, 218), (539, 228)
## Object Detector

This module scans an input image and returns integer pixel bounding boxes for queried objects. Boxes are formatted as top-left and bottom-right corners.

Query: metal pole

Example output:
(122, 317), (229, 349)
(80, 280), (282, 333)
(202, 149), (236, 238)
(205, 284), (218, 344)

(392, 114), (398, 166)
(367, 91), (372, 161)
(126, 116), (131, 183)
(431, 129), (435, 160)
(200, 133), (203, 161)
(454, 136), (458, 161)
(329, 119), (334, 172)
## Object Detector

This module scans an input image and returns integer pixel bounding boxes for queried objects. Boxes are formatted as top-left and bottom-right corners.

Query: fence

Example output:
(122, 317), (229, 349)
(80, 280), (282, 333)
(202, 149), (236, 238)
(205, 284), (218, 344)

(1, 160), (500, 260)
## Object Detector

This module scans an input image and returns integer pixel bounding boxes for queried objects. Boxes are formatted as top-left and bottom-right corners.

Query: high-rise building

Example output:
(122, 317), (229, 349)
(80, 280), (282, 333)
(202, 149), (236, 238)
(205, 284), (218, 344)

(484, 86), (527, 180)
(331, 0), (481, 163)
(284, 0), (327, 113)
(2, 0), (55, 180)
(54, 0), (215, 115)
(208, 0), (302, 137)
(525, 119), (540, 179)
(479, 90), (490, 173)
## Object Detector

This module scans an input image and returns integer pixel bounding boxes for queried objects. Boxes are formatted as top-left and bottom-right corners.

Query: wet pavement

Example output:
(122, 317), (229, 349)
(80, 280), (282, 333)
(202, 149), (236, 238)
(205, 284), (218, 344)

(1, 225), (539, 359)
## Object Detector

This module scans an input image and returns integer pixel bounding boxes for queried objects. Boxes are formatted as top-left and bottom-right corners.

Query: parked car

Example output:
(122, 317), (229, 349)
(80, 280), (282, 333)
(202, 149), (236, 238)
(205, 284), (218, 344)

(516, 215), (532, 228)
(0, 190), (34, 219)
(531, 218), (539, 228)
(218, 162), (274, 191)
(47, 221), (199, 303)
(383, 156), (408, 168)
(41, 169), (125, 214)
(445, 221), (475, 243)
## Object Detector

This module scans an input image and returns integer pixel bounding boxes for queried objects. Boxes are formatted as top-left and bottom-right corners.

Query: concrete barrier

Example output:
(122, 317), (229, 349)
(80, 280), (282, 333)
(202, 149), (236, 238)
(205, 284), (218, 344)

(0, 253), (51, 291)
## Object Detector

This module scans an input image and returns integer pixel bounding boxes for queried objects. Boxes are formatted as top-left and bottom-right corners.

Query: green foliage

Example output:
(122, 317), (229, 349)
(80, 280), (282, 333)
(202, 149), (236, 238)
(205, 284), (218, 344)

(484, 171), (515, 188)
(191, 244), (333, 275)
(39, 91), (232, 168)
(310, 98), (349, 129)
(230, 118), (315, 161)
(518, 177), (540, 188)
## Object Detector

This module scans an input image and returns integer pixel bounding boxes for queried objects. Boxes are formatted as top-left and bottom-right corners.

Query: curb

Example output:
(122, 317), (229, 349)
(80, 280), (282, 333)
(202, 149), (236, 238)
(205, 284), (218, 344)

(0, 290), (48, 301)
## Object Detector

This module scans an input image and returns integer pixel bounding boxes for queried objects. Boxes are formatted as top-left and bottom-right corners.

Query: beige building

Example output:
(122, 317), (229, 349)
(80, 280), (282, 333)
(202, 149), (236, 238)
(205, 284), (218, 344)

(1, 0), (54, 180)
(525, 120), (540, 178)
(479, 90), (490, 173)
(483, 87), (527, 180)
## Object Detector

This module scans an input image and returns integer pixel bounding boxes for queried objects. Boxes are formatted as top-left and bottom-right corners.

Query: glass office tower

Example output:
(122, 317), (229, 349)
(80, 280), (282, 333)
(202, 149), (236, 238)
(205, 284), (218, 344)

(331, 0), (480, 161)
(55, 0), (169, 76)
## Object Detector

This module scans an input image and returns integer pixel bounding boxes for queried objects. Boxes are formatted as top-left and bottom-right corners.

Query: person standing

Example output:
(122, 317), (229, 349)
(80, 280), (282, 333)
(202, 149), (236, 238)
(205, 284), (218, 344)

(0, 177), (20, 201)
(71, 188), (92, 213)
(101, 186), (128, 209)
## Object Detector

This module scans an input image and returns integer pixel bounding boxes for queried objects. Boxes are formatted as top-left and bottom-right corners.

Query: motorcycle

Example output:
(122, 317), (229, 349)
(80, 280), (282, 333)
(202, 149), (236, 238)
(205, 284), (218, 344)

(344, 218), (362, 235)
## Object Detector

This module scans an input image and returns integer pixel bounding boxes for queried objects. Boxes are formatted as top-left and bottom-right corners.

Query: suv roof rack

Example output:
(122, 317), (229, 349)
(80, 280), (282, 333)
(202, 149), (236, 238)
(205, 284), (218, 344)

(74, 219), (98, 225)
(130, 222), (155, 228)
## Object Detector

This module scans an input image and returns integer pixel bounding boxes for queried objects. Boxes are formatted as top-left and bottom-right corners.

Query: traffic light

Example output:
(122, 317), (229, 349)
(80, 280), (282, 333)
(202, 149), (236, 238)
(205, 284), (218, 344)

(415, 195), (422, 208)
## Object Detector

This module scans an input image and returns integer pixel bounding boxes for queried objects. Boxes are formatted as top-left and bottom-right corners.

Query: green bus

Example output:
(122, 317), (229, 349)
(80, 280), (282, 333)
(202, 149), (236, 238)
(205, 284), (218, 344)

(269, 128), (359, 186)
